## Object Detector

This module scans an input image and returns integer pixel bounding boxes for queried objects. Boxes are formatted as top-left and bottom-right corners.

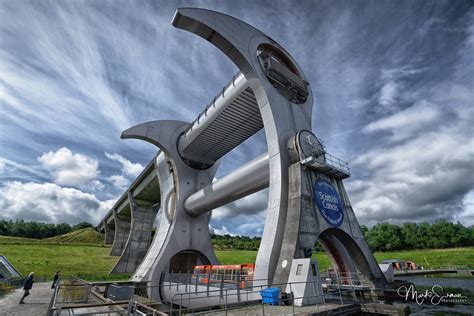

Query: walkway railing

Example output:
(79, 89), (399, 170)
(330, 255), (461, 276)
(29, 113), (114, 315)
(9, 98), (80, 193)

(155, 271), (381, 315)
(46, 276), (124, 316)
(46, 271), (382, 315)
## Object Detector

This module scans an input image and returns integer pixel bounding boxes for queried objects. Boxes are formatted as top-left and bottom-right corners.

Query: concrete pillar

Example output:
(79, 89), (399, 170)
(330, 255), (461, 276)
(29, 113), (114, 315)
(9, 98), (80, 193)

(109, 209), (131, 256)
(110, 192), (158, 274)
(104, 220), (115, 245)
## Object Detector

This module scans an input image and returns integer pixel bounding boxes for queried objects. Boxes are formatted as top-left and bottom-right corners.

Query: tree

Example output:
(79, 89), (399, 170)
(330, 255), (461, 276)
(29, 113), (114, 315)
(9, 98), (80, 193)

(72, 222), (93, 231)
(360, 225), (369, 239)
(401, 222), (419, 250)
(56, 223), (72, 236)
(366, 223), (403, 251)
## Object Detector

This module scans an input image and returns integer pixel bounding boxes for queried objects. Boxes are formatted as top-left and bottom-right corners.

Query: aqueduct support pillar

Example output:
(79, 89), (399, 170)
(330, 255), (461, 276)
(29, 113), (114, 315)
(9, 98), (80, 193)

(273, 157), (386, 290)
(104, 221), (114, 245)
(110, 192), (159, 274)
(109, 209), (131, 256)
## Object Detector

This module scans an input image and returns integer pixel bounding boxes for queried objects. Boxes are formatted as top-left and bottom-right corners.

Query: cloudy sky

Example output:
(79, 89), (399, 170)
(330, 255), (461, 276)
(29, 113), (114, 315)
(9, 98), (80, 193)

(1, 0), (473, 235)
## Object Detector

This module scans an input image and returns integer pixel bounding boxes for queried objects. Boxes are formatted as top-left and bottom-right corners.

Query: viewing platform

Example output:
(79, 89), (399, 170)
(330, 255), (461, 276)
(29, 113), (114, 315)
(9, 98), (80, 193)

(302, 152), (351, 179)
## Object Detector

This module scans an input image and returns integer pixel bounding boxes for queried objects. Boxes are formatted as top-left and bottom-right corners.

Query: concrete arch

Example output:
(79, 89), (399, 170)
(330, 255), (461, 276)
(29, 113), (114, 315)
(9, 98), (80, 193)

(318, 228), (373, 276)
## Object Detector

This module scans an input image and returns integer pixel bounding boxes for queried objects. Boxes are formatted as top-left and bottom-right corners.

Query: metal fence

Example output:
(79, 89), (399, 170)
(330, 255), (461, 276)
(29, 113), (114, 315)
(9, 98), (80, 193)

(47, 277), (112, 316)
(46, 271), (380, 315)
(153, 271), (379, 315)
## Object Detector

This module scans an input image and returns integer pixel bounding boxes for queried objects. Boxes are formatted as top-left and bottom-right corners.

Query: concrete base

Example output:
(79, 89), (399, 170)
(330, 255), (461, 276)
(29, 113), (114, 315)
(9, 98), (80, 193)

(274, 162), (387, 291)
(286, 259), (324, 306)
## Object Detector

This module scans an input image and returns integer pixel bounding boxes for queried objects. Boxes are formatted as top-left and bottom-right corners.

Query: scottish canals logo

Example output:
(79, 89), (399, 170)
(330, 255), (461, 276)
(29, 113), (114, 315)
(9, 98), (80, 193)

(313, 179), (344, 227)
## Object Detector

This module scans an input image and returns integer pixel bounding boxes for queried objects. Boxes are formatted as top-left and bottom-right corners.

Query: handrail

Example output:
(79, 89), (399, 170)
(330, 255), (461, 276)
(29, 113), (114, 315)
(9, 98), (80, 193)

(157, 271), (384, 314)
(46, 281), (60, 316)
(129, 301), (167, 315)
(46, 271), (383, 315)
(167, 279), (327, 315)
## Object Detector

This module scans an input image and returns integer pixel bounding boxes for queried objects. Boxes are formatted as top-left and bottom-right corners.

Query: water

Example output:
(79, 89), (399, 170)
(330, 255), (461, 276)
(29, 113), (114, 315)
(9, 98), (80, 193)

(400, 276), (474, 291)
(395, 275), (473, 315)
(404, 302), (473, 315)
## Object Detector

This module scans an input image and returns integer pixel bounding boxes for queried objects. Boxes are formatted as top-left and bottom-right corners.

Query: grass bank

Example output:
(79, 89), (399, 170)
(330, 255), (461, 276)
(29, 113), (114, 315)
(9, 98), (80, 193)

(1, 240), (472, 280)
(0, 244), (115, 280)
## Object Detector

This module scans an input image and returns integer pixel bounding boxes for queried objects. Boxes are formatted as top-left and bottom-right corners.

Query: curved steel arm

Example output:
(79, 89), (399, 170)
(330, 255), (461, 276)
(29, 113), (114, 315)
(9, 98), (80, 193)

(172, 8), (262, 74)
(121, 120), (189, 156)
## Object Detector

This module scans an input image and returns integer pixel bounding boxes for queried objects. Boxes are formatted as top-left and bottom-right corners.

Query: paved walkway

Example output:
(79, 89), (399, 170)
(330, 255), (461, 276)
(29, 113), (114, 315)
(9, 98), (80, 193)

(0, 282), (53, 316)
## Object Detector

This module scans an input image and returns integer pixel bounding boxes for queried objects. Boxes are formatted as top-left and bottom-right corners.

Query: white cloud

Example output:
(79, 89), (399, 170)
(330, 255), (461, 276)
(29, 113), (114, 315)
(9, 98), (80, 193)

(38, 147), (99, 186)
(0, 1), (472, 234)
(0, 160), (5, 173)
(459, 190), (474, 226)
(364, 101), (440, 134)
(210, 189), (267, 237)
(213, 226), (235, 236)
(83, 180), (105, 192)
(236, 222), (264, 236)
(108, 174), (130, 190)
(0, 181), (110, 224)
(350, 101), (474, 226)
(0, 156), (47, 179)
(105, 152), (143, 178)
(381, 67), (426, 80)
(379, 80), (398, 107)
(378, 67), (427, 109)
(212, 189), (267, 220)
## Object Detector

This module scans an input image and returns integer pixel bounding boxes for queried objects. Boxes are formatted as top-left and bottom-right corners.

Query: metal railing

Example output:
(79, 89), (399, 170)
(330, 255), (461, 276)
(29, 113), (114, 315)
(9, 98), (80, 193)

(2, 277), (25, 287)
(47, 277), (100, 315)
(167, 279), (322, 315)
(46, 271), (382, 315)
(186, 73), (243, 134)
(127, 301), (167, 316)
(157, 271), (381, 315)
(323, 153), (350, 174)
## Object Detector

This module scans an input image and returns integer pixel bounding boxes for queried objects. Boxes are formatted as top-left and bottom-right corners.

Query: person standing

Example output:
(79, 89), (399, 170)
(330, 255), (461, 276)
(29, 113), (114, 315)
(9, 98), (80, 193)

(51, 270), (60, 289)
(19, 272), (34, 304)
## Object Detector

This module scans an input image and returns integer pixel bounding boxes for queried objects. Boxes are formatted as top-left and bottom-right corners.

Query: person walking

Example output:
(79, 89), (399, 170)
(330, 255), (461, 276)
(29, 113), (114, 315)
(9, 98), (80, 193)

(51, 270), (60, 289)
(19, 272), (34, 304)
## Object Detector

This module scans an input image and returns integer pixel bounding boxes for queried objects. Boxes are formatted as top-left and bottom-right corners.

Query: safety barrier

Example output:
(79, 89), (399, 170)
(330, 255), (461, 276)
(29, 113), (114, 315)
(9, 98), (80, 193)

(46, 271), (382, 315)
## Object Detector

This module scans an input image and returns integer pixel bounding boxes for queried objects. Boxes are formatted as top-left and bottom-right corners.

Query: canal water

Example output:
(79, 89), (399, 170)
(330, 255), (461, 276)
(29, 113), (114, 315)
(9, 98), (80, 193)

(395, 275), (474, 315)
(400, 275), (474, 291)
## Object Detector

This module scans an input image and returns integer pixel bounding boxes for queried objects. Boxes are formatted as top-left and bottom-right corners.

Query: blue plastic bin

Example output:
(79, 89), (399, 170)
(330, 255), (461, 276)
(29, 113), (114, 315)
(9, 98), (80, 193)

(261, 287), (280, 305)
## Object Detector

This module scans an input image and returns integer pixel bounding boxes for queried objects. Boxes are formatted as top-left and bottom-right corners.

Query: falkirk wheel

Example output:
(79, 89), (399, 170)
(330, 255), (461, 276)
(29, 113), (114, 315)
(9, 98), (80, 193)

(102, 8), (387, 302)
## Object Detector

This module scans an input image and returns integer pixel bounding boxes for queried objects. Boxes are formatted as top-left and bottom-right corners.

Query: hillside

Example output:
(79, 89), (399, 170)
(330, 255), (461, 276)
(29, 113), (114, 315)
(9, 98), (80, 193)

(0, 235), (42, 244)
(45, 228), (104, 244)
(0, 228), (104, 245)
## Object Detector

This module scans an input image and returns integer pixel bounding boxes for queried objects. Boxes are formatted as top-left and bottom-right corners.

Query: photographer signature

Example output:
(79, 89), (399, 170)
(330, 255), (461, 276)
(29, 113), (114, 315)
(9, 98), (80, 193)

(397, 284), (464, 305)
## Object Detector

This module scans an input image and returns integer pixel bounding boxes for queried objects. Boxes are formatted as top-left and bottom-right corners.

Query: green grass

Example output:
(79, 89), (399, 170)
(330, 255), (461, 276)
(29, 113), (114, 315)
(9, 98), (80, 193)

(215, 250), (258, 265)
(0, 228), (105, 246)
(0, 244), (117, 280)
(374, 247), (474, 269)
(45, 228), (104, 244)
(0, 235), (43, 244)
(1, 233), (472, 281)
(80, 274), (131, 282)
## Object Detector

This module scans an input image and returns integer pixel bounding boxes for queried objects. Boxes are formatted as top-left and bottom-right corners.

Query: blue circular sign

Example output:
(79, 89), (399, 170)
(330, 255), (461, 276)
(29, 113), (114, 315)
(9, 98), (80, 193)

(313, 179), (344, 227)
